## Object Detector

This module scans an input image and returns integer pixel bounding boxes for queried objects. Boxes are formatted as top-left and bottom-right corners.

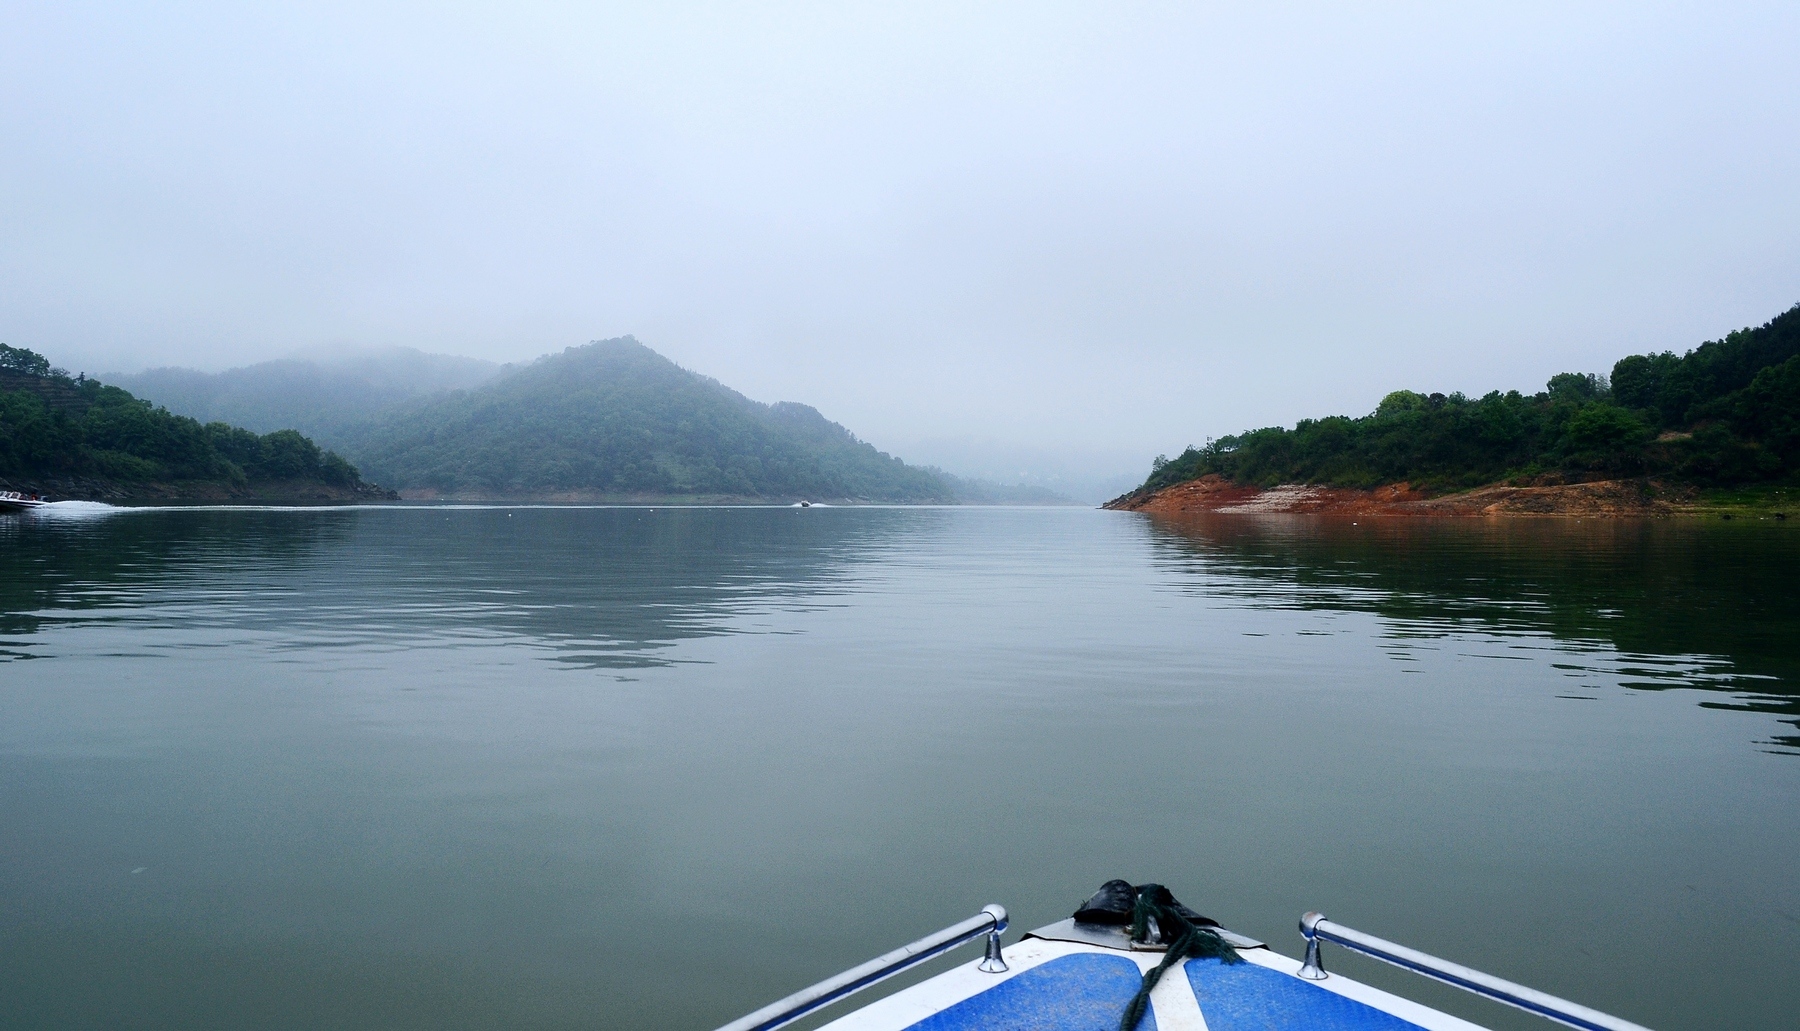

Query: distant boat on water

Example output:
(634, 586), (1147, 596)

(0, 491), (48, 512)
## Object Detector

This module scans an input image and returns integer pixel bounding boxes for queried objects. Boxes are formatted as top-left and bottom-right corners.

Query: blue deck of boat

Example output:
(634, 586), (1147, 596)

(1188, 958), (1425, 1030)
(899, 953), (1427, 1031)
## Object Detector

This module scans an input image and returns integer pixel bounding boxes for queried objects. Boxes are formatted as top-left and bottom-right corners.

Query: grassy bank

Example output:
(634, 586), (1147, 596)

(1679, 484), (1798, 520)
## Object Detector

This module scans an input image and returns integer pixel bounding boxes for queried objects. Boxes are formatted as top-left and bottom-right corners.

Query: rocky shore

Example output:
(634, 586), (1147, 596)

(1104, 474), (1701, 517)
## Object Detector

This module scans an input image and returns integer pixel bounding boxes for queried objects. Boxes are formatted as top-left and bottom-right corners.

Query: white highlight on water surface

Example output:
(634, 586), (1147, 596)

(31, 501), (126, 519)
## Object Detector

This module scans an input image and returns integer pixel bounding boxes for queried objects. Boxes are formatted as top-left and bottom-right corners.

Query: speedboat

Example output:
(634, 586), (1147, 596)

(712, 881), (1652, 1031)
(0, 490), (47, 512)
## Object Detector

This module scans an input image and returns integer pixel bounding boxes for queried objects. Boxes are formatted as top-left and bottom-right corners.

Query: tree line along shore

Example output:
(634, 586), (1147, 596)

(1109, 303), (1800, 518)
(0, 344), (390, 503)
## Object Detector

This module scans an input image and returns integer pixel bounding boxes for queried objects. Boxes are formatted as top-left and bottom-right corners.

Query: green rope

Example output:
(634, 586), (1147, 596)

(1118, 884), (1243, 1031)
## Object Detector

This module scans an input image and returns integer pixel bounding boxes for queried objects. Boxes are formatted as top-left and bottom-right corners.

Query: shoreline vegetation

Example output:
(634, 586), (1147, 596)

(1109, 303), (1800, 519)
(0, 344), (395, 503)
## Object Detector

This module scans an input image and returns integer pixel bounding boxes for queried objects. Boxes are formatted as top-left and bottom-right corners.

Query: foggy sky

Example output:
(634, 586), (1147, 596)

(4, 2), (1798, 484)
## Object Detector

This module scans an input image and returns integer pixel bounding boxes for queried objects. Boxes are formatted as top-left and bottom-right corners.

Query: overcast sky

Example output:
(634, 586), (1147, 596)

(4, 2), (1797, 484)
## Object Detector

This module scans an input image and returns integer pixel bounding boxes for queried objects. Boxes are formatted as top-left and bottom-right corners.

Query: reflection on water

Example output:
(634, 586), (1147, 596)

(0, 506), (909, 669)
(1140, 515), (1800, 752)
(0, 506), (1795, 1031)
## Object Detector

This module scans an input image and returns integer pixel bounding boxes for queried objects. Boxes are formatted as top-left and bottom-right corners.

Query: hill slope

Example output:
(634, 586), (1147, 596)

(0, 344), (382, 500)
(107, 347), (501, 446)
(1122, 302), (1800, 502)
(340, 338), (955, 502)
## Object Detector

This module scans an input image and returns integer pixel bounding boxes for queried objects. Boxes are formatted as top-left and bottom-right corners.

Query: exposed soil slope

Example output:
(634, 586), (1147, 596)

(1104, 474), (1695, 517)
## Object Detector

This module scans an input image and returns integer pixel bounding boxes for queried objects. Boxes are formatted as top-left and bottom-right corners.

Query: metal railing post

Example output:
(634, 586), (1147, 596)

(1297, 911), (1327, 979)
(979, 915), (1010, 973)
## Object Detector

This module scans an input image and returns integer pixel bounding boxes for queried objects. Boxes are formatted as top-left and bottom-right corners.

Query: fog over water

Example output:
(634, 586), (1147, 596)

(4, 3), (1798, 483)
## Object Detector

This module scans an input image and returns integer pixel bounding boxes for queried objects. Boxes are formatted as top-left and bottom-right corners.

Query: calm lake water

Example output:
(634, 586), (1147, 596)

(2, 505), (1796, 1031)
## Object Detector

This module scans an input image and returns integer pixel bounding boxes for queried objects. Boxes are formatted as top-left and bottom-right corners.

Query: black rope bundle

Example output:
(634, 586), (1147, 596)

(1071, 880), (1243, 1031)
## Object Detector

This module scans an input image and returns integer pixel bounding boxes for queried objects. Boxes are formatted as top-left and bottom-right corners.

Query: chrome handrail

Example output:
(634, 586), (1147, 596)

(1297, 912), (1653, 1031)
(712, 904), (1009, 1031)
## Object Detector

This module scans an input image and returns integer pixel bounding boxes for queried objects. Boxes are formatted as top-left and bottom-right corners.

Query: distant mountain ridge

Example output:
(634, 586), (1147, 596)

(337, 338), (955, 501)
(106, 346), (501, 444)
(111, 338), (1073, 503)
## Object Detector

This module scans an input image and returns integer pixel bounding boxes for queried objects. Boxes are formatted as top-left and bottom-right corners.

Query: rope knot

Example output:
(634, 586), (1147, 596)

(1071, 880), (1244, 1031)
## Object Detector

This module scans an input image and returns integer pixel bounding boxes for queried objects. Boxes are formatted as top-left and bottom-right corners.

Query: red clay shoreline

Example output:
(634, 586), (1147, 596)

(1103, 474), (1697, 517)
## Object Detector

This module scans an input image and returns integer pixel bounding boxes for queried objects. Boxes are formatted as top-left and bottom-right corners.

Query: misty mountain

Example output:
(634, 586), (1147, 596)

(933, 477), (1077, 505)
(339, 338), (956, 501)
(895, 436), (1143, 504)
(0, 343), (375, 499)
(106, 347), (501, 445)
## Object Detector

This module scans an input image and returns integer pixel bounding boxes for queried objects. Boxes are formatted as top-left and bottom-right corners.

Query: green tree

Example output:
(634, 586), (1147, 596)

(0, 353), (367, 488)
(0, 344), (52, 377)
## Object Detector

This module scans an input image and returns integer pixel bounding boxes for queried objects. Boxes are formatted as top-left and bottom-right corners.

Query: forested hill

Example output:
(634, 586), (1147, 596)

(106, 347), (500, 444)
(0, 344), (376, 497)
(340, 338), (956, 501)
(1135, 302), (1800, 495)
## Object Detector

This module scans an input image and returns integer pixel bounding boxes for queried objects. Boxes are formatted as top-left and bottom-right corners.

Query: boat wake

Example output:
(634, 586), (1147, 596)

(31, 500), (128, 519)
